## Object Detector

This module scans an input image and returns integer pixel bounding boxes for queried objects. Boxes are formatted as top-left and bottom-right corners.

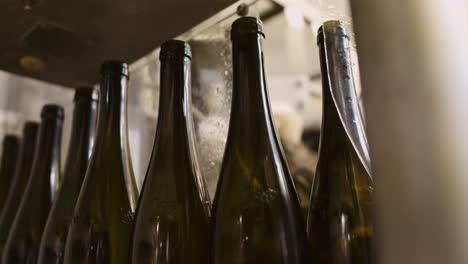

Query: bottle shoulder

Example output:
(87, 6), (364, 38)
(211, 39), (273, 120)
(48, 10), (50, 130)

(72, 160), (136, 225)
(218, 135), (294, 186)
(213, 147), (301, 218)
(83, 147), (135, 187)
(313, 133), (374, 194)
(141, 150), (202, 194)
(308, 136), (374, 235)
(12, 168), (54, 221)
(136, 159), (210, 218)
(42, 185), (78, 234)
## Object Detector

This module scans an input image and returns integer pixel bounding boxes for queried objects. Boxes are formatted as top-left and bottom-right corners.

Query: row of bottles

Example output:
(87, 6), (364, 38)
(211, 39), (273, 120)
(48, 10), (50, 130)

(0, 17), (374, 264)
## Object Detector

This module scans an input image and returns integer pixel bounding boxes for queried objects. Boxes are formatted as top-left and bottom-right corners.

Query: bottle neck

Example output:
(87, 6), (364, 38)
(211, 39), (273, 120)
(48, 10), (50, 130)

(17, 128), (38, 177)
(34, 116), (62, 200)
(95, 73), (129, 149)
(155, 56), (191, 143)
(229, 34), (275, 144)
(63, 99), (94, 180)
(0, 139), (18, 184)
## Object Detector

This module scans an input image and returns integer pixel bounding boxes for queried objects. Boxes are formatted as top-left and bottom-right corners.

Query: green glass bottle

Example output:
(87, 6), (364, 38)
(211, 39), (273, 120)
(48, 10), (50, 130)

(306, 21), (375, 264)
(0, 135), (20, 214)
(0, 122), (39, 258)
(210, 17), (309, 264)
(38, 88), (96, 264)
(63, 61), (138, 264)
(130, 40), (211, 264)
(2, 105), (64, 264)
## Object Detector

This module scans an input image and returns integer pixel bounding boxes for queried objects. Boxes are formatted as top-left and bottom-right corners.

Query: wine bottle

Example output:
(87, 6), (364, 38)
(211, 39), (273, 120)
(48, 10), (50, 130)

(2, 105), (64, 264)
(210, 17), (309, 264)
(130, 40), (211, 264)
(306, 21), (375, 264)
(63, 61), (138, 264)
(0, 122), (39, 258)
(38, 88), (96, 264)
(0, 135), (20, 213)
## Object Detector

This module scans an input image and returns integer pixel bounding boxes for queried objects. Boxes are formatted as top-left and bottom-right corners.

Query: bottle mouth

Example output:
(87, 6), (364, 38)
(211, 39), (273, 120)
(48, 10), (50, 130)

(100, 60), (129, 78)
(159, 40), (192, 60)
(231, 17), (265, 39)
(74, 87), (97, 102)
(41, 104), (65, 120)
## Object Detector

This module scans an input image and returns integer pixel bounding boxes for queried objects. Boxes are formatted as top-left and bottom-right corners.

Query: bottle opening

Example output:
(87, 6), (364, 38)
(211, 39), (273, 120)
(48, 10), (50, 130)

(231, 16), (265, 39)
(100, 60), (129, 78)
(159, 40), (192, 60)
(41, 104), (64, 120)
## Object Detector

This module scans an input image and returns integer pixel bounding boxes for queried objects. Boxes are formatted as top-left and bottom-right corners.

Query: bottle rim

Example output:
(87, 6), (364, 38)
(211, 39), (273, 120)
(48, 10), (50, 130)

(231, 16), (265, 39)
(159, 40), (192, 60)
(41, 104), (65, 120)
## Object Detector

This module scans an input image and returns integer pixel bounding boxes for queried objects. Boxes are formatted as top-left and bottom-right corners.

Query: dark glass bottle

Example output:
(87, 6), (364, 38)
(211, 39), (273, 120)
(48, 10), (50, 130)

(38, 88), (96, 264)
(0, 135), (20, 213)
(306, 21), (375, 264)
(63, 61), (138, 264)
(210, 17), (309, 264)
(130, 40), (211, 264)
(0, 122), (39, 258)
(2, 105), (64, 264)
